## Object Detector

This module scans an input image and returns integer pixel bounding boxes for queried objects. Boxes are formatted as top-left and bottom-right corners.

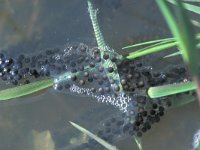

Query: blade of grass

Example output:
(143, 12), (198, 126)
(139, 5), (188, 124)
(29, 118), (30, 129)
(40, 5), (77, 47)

(163, 42), (200, 58)
(156, 0), (188, 61)
(134, 136), (143, 150)
(122, 37), (175, 50)
(182, 0), (200, 2)
(168, 0), (200, 15)
(157, 0), (200, 101)
(157, 0), (199, 65)
(0, 79), (54, 101)
(126, 40), (177, 59)
(126, 1), (200, 60)
(70, 121), (119, 150)
(131, 40), (175, 53)
(148, 81), (196, 98)
(191, 20), (200, 28)
(125, 33), (200, 59)
(163, 51), (181, 58)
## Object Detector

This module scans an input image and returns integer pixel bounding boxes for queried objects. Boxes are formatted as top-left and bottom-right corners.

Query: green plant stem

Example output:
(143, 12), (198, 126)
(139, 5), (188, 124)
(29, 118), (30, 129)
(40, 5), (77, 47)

(127, 41), (177, 59)
(157, 0), (200, 102)
(168, 0), (200, 14)
(148, 81), (196, 98)
(0, 79), (54, 101)
(87, 0), (106, 51)
(122, 38), (175, 50)
(70, 121), (119, 150)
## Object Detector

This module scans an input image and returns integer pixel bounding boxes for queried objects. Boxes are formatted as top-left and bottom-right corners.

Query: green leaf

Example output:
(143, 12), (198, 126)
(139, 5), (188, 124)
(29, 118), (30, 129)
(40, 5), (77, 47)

(163, 51), (181, 58)
(126, 40), (177, 59)
(124, 33), (200, 59)
(122, 37), (174, 50)
(191, 20), (200, 28)
(70, 121), (119, 150)
(134, 136), (143, 150)
(157, 0), (199, 76)
(168, 0), (200, 15)
(0, 79), (54, 101)
(163, 42), (200, 58)
(148, 81), (196, 98)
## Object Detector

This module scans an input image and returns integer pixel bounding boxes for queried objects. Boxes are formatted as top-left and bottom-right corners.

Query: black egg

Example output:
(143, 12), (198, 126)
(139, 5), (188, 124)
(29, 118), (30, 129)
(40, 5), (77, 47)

(103, 54), (109, 60)
(108, 67), (114, 73)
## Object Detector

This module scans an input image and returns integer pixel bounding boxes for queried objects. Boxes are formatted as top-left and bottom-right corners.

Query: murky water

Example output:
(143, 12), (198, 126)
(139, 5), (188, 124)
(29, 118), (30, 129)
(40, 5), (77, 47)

(0, 0), (200, 150)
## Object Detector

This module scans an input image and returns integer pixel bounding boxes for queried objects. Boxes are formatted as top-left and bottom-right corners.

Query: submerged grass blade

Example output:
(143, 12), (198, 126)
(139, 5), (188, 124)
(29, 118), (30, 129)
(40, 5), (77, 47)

(168, 0), (200, 15)
(148, 81), (196, 98)
(163, 41), (200, 58)
(70, 121), (119, 150)
(122, 37), (174, 50)
(191, 20), (200, 28)
(134, 136), (143, 150)
(125, 33), (200, 59)
(0, 79), (54, 101)
(157, 0), (200, 101)
(163, 51), (181, 58)
(157, 0), (199, 75)
(126, 41), (177, 59)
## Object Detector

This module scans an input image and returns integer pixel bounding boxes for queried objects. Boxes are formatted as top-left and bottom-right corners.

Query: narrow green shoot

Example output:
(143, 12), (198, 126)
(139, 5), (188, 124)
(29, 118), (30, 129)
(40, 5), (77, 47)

(157, 0), (200, 101)
(70, 121), (119, 150)
(148, 81), (196, 98)
(191, 20), (200, 28)
(122, 37), (175, 50)
(125, 1), (200, 60)
(134, 136), (143, 150)
(157, 0), (199, 75)
(126, 40), (177, 59)
(163, 51), (181, 58)
(168, 0), (200, 15)
(163, 42), (200, 58)
(0, 79), (54, 101)
(124, 33), (200, 59)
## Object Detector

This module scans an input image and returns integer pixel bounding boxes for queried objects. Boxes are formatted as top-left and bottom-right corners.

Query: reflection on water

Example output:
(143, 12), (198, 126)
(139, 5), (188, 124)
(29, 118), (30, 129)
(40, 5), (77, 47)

(0, 0), (200, 150)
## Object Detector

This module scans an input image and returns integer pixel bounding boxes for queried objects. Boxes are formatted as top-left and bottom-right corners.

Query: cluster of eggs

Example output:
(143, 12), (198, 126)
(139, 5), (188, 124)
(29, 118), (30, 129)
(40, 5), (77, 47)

(0, 44), (190, 150)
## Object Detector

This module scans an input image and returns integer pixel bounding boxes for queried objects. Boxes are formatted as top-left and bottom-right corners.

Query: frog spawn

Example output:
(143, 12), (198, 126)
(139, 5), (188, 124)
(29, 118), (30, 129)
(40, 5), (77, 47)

(52, 44), (131, 112)
(0, 43), (192, 149)
(68, 58), (190, 150)
(69, 97), (171, 150)
(0, 43), (131, 111)
(0, 47), (64, 86)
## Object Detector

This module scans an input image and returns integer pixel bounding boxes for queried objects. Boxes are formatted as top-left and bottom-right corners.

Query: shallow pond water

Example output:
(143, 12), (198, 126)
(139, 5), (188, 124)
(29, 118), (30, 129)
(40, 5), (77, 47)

(0, 0), (200, 150)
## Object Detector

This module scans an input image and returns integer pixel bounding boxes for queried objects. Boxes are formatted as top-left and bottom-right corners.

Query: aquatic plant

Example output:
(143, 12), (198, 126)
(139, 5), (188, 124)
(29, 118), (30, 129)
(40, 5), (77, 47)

(0, 0), (199, 149)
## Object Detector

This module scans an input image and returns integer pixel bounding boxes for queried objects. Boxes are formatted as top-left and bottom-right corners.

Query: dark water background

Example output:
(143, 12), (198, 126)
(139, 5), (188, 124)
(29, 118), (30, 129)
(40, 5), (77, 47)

(0, 0), (200, 150)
